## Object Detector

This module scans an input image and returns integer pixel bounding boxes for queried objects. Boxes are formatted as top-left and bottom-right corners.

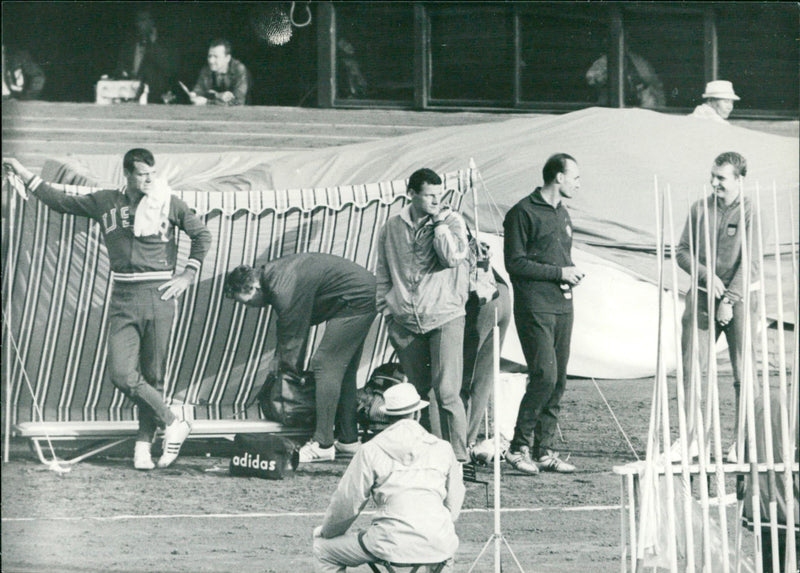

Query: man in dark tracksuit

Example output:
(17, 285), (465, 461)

(224, 254), (377, 463)
(3, 150), (211, 470)
(503, 153), (584, 475)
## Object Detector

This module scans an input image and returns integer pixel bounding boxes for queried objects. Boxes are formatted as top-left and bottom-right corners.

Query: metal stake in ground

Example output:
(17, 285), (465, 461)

(468, 310), (525, 573)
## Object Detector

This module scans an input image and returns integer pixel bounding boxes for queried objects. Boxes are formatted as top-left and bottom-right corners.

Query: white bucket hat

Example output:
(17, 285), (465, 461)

(379, 382), (429, 416)
(702, 80), (740, 101)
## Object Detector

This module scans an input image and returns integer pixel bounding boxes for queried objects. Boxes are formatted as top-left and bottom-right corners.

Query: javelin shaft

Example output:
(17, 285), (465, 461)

(754, 185), (781, 572)
(771, 184), (796, 573)
(655, 182), (679, 572)
(737, 184), (763, 573)
(665, 185), (696, 570)
(685, 189), (713, 571)
(701, 190), (731, 570)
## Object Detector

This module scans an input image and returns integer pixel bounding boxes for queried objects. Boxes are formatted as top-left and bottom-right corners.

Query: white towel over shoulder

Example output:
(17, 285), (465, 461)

(133, 178), (172, 239)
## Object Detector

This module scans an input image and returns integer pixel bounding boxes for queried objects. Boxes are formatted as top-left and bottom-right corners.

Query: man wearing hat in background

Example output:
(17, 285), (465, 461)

(690, 80), (740, 123)
(312, 382), (465, 573)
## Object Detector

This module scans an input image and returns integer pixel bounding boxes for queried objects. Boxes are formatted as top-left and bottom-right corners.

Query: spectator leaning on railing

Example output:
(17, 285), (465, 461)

(189, 38), (250, 106)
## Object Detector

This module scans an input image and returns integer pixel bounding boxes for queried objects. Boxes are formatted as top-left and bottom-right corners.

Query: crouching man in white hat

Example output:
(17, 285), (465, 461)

(312, 382), (465, 572)
(690, 80), (740, 123)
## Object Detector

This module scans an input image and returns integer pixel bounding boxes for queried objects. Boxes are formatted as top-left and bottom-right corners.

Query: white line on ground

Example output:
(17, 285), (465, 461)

(1, 505), (621, 523)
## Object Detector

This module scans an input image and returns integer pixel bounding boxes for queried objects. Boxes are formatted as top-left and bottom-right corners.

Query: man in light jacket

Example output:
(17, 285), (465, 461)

(375, 167), (470, 462)
(312, 382), (465, 572)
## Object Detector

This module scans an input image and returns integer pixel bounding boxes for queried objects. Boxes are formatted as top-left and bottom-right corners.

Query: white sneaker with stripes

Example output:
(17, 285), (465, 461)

(157, 420), (192, 468)
(299, 440), (335, 463)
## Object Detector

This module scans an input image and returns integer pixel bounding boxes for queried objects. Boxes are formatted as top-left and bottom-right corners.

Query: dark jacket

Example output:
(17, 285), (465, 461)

(192, 58), (250, 105)
(28, 175), (211, 281)
(258, 253), (377, 370)
(503, 187), (574, 314)
(114, 38), (180, 103)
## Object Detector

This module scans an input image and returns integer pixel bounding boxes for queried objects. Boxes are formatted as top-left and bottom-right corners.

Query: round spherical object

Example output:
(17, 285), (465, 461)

(253, 6), (293, 46)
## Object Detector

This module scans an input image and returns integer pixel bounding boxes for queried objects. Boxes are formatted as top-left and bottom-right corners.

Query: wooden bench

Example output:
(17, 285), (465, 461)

(15, 419), (308, 466)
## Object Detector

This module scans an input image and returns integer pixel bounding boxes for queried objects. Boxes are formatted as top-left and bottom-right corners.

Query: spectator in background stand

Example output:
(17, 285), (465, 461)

(690, 80), (740, 123)
(114, 10), (180, 104)
(189, 38), (250, 106)
(2, 44), (46, 101)
(585, 51), (666, 109)
(337, 38), (367, 98)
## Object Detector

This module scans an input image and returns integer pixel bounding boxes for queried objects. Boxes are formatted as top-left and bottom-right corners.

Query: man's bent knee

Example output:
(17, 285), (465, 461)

(110, 373), (153, 399)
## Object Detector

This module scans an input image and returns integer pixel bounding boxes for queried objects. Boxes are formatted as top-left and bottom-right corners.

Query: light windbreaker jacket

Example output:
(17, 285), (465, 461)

(375, 205), (469, 333)
(319, 419), (465, 563)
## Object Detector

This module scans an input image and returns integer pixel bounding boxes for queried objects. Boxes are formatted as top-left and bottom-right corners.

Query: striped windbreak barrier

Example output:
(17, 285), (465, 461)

(2, 170), (470, 426)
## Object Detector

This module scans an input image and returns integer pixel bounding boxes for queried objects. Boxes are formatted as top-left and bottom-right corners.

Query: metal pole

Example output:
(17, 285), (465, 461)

(493, 307), (501, 572)
(3, 177), (19, 463)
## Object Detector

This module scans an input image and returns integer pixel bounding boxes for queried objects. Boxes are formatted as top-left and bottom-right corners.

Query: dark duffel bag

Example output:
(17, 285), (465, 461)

(229, 433), (299, 480)
(257, 369), (315, 428)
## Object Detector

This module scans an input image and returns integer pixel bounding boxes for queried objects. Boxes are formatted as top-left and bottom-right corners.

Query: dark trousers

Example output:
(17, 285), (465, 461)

(511, 307), (573, 455)
(310, 312), (376, 446)
(107, 282), (177, 442)
(461, 283), (511, 446)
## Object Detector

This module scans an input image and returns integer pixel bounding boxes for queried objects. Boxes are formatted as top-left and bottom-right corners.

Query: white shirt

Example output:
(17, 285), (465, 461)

(690, 103), (727, 123)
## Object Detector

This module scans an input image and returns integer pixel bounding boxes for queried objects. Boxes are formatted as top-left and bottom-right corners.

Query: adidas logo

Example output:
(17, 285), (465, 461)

(232, 452), (278, 471)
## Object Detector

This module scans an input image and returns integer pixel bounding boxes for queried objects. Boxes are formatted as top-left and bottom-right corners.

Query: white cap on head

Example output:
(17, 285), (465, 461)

(379, 382), (429, 416)
(702, 80), (740, 101)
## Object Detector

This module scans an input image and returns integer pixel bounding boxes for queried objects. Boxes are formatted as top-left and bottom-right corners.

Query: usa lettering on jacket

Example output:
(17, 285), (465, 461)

(26, 177), (212, 278)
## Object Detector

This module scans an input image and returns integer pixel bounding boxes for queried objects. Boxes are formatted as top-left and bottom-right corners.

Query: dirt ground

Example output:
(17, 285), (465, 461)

(2, 374), (749, 573)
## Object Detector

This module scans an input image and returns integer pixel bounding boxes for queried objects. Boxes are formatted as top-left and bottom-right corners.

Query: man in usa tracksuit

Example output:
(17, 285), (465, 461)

(4, 149), (211, 470)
